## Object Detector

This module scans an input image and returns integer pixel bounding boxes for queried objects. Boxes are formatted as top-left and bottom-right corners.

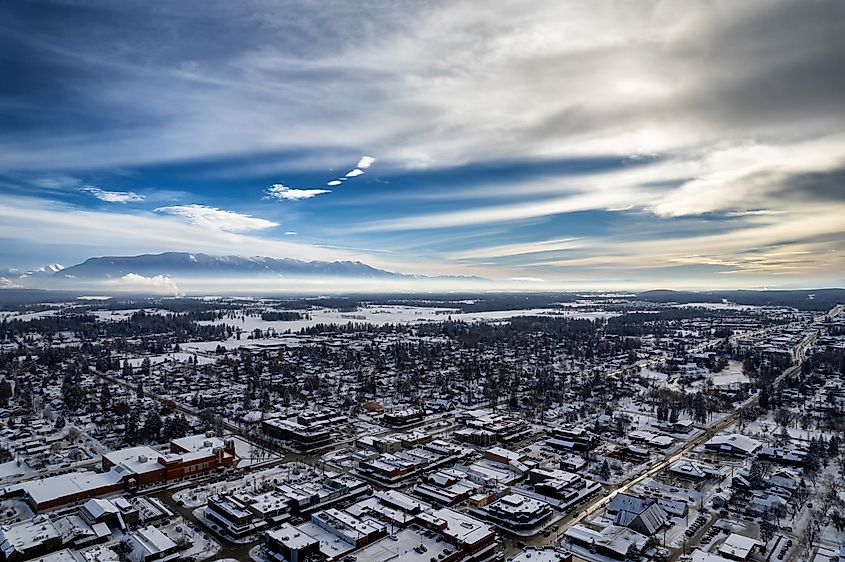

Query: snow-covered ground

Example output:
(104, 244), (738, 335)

(196, 304), (618, 335)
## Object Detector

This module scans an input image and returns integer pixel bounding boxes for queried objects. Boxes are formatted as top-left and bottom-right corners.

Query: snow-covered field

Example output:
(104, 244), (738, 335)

(195, 304), (618, 336)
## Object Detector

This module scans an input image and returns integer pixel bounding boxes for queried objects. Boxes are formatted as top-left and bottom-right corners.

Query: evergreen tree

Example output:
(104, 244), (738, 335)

(125, 410), (140, 445)
(143, 411), (162, 442)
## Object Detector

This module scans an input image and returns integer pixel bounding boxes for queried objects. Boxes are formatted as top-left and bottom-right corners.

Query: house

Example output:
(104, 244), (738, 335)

(745, 493), (787, 517)
(758, 447), (808, 467)
(614, 503), (668, 536)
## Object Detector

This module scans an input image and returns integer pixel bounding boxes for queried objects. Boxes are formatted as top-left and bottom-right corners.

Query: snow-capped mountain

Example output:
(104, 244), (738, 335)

(52, 252), (398, 279)
(0, 263), (64, 281)
(19, 264), (65, 278)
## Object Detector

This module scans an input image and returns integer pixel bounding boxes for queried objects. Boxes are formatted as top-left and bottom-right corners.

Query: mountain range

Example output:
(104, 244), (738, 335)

(1, 252), (477, 289)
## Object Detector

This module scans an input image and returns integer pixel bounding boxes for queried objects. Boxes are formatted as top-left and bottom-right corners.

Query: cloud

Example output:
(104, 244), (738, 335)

(325, 156), (377, 185)
(0, 194), (395, 268)
(80, 185), (144, 203)
(2, 1), (844, 288)
(508, 277), (545, 283)
(357, 156), (376, 168)
(107, 273), (181, 295)
(154, 204), (279, 232)
(265, 183), (331, 201)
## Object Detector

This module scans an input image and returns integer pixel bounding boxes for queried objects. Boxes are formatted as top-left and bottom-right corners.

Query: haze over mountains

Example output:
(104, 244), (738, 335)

(0, 252), (484, 293)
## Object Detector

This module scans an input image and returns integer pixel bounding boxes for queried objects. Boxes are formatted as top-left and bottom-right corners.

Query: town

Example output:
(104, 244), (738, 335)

(0, 291), (843, 562)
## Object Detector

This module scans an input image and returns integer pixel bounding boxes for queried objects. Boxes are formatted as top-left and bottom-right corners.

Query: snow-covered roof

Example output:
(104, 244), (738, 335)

(719, 533), (762, 560)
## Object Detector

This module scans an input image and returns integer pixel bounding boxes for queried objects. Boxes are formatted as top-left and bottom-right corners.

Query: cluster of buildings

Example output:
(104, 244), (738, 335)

(3, 434), (237, 511)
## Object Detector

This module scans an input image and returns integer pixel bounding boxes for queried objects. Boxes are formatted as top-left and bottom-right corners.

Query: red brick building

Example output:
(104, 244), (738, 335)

(11, 436), (237, 511)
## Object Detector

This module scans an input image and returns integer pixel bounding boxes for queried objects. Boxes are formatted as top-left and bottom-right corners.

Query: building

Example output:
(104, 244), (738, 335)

(511, 547), (572, 562)
(758, 447), (808, 467)
(704, 434), (763, 457)
(607, 494), (668, 536)
(0, 515), (62, 562)
(413, 470), (479, 506)
(310, 508), (387, 548)
(564, 524), (648, 560)
(204, 493), (287, 539)
(668, 459), (720, 480)
(80, 498), (137, 530)
(262, 413), (338, 452)
(356, 442), (466, 487)
(124, 526), (179, 562)
(718, 533), (764, 561)
(10, 438), (236, 511)
(547, 426), (596, 452)
(382, 408), (425, 427)
(528, 469), (602, 511)
(691, 549), (734, 562)
(264, 524), (319, 562)
(478, 493), (551, 532)
(275, 474), (370, 515)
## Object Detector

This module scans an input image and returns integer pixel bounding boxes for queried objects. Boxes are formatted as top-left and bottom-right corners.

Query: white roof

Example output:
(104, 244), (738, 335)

(432, 507), (493, 547)
(83, 498), (120, 519)
(103, 446), (163, 474)
(128, 526), (176, 560)
(706, 434), (762, 454)
(170, 433), (225, 452)
(719, 533), (761, 559)
(266, 523), (318, 550)
(692, 549), (734, 562)
(0, 516), (61, 558)
(18, 471), (122, 505)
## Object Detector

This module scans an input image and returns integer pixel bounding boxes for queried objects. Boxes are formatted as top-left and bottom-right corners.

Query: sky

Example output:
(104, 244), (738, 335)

(0, 0), (844, 291)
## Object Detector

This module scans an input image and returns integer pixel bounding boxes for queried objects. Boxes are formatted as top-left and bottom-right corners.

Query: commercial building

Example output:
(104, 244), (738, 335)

(7, 436), (236, 511)
(476, 493), (551, 533)
(704, 434), (763, 457)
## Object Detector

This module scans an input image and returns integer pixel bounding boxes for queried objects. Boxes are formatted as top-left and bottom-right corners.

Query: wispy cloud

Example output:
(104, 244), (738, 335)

(155, 204), (278, 232)
(80, 185), (144, 203)
(265, 183), (331, 201)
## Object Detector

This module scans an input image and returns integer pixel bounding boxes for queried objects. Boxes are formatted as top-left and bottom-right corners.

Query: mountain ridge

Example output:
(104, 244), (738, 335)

(57, 252), (399, 279)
